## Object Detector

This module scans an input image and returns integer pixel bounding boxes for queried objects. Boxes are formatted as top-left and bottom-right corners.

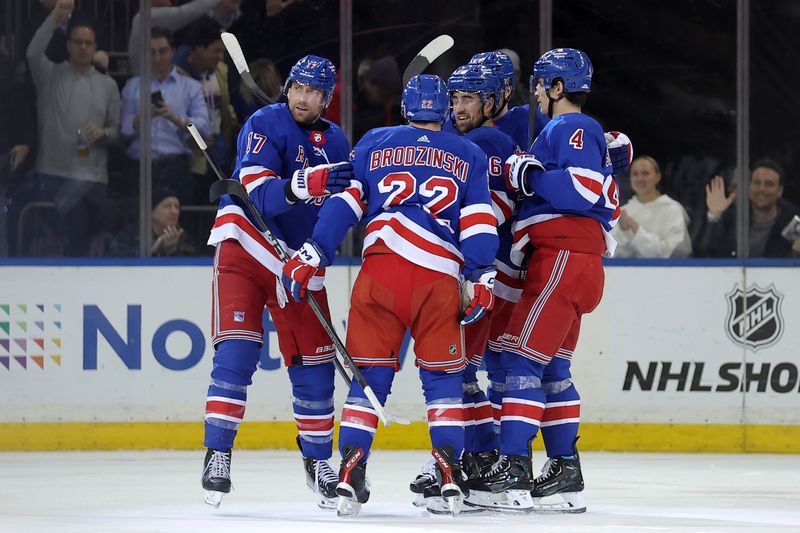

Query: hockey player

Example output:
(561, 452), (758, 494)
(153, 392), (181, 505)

(281, 74), (499, 517)
(409, 63), (520, 513)
(200, 55), (353, 509)
(472, 48), (620, 514)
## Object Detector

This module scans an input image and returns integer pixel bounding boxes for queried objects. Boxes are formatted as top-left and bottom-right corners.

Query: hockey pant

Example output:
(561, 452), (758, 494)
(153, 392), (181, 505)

(339, 366), (466, 462)
(204, 338), (335, 459)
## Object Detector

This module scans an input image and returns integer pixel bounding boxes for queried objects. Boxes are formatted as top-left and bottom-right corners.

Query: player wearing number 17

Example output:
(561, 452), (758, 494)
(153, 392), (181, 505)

(472, 48), (621, 513)
(282, 74), (499, 517)
(201, 55), (352, 509)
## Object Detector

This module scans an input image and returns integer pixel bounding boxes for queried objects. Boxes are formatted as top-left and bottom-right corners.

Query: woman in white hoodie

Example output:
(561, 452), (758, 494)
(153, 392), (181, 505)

(612, 155), (692, 258)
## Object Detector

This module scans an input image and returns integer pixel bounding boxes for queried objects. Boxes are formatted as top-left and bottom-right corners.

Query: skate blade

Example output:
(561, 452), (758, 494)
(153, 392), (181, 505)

(531, 492), (586, 514)
(464, 489), (533, 513)
(425, 495), (484, 515)
(203, 490), (225, 508)
(412, 492), (427, 507)
(317, 496), (338, 510)
(336, 495), (362, 517)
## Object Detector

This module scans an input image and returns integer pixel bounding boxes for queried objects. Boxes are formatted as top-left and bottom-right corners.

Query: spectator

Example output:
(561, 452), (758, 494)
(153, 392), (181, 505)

(21, 1), (120, 256)
(693, 158), (800, 258)
(174, 17), (238, 203)
(0, 53), (36, 256)
(151, 188), (195, 256)
(100, 186), (196, 257)
(209, 0), (242, 29)
(353, 55), (402, 140)
(233, 57), (283, 120)
(612, 155), (692, 258)
(128, 0), (226, 75)
(498, 47), (527, 108)
(120, 27), (211, 204)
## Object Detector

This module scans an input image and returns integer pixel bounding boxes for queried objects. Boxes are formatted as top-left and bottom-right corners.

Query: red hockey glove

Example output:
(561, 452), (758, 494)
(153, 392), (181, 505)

(605, 131), (633, 176)
(281, 240), (329, 302)
(460, 269), (496, 325)
(504, 153), (544, 197)
(290, 162), (354, 200)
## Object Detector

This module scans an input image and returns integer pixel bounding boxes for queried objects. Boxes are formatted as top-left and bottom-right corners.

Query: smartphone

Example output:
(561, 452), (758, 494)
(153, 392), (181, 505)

(781, 215), (800, 242)
(151, 90), (164, 106)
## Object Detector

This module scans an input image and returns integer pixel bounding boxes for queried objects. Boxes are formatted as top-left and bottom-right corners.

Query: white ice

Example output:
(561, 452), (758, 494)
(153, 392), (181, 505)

(2, 450), (799, 532)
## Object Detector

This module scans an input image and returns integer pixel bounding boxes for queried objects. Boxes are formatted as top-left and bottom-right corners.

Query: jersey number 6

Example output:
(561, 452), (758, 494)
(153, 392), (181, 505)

(378, 172), (458, 214)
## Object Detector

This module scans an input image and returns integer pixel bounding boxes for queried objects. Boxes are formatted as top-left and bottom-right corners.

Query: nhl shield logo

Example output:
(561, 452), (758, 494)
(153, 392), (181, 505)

(725, 284), (784, 351)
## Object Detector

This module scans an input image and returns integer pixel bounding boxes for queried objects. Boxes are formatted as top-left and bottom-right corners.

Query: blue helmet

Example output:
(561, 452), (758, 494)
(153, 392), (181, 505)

(469, 50), (515, 92)
(447, 63), (503, 116)
(401, 74), (449, 123)
(532, 48), (592, 94)
(285, 54), (337, 106)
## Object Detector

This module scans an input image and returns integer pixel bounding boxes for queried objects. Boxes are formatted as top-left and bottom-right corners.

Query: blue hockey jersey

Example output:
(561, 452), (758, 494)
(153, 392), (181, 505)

(464, 126), (523, 302)
(311, 125), (499, 279)
(207, 103), (350, 287)
(494, 104), (550, 151)
(513, 112), (620, 262)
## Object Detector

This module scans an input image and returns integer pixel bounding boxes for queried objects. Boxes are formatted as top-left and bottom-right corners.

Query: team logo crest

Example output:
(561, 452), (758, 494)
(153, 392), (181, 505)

(725, 284), (784, 351)
(309, 131), (326, 146)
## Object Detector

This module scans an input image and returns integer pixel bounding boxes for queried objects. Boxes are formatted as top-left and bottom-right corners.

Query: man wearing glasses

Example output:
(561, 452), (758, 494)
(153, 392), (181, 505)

(22, 0), (120, 255)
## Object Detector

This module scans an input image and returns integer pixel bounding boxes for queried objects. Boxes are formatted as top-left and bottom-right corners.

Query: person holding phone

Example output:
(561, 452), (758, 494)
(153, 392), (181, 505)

(120, 26), (211, 204)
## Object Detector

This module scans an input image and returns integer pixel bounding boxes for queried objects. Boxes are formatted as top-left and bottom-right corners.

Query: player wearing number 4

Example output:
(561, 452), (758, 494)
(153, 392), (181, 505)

(282, 74), (499, 517)
(201, 55), (352, 509)
(470, 48), (623, 514)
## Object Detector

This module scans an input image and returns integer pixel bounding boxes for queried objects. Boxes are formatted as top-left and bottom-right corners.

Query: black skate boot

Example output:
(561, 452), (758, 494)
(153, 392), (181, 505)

(297, 436), (338, 509)
(302, 456), (339, 509)
(465, 454), (534, 512)
(530, 450), (586, 513)
(428, 446), (470, 516)
(202, 448), (232, 508)
(463, 449), (500, 485)
(409, 456), (437, 507)
(335, 446), (370, 517)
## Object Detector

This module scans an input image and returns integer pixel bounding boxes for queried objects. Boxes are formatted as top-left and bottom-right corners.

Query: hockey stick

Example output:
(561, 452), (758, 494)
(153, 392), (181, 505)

(402, 34), (455, 86)
(221, 32), (277, 105)
(187, 124), (409, 428)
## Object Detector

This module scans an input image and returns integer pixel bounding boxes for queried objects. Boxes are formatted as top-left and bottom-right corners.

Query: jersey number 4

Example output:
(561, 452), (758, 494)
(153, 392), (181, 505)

(378, 172), (458, 214)
(569, 129), (584, 149)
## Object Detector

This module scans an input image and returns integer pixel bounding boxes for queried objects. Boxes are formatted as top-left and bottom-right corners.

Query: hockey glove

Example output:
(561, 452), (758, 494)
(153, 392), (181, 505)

(605, 131), (633, 176)
(460, 268), (496, 326)
(504, 153), (544, 197)
(281, 240), (330, 302)
(289, 162), (354, 201)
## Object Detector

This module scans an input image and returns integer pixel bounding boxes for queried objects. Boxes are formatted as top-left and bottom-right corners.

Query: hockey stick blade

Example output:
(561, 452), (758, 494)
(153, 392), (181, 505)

(220, 32), (276, 105)
(402, 34), (454, 86)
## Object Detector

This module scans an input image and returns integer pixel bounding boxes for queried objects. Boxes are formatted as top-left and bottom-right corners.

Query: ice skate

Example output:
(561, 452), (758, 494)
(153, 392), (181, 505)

(465, 454), (534, 512)
(463, 449), (500, 484)
(302, 455), (339, 509)
(409, 456), (437, 507)
(530, 454), (586, 513)
(335, 446), (370, 517)
(201, 448), (232, 508)
(425, 446), (468, 516)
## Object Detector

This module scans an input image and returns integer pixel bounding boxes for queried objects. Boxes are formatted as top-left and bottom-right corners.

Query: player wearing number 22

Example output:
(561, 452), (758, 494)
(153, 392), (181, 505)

(282, 74), (499, 517)
(200, 55), (354, 509)
(472, 48), (621, 513)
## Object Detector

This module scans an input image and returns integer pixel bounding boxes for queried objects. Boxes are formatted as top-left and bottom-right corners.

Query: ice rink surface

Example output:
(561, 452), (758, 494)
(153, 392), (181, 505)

(2, 450), (799, 533)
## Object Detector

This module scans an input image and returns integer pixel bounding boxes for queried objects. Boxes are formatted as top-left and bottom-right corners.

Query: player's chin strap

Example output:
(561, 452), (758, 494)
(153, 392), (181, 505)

(545, 89), (565, 118)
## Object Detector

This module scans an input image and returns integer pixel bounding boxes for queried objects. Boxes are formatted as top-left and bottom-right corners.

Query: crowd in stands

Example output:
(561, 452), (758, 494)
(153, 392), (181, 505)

(0, 0), (798, 259)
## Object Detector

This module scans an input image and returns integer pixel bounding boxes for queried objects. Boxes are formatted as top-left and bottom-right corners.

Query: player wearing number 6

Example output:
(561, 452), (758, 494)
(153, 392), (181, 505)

(471, 48), (621, 514)
(282, 74), (499, 517)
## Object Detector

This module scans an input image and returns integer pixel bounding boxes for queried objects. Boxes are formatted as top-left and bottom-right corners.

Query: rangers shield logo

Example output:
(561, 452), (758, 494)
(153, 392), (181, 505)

(725, 284), (784, 351)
